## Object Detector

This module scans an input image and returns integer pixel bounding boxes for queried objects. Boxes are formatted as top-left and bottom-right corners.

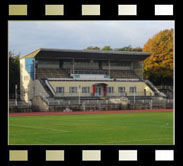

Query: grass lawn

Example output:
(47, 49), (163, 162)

(9, 112), (173, 145)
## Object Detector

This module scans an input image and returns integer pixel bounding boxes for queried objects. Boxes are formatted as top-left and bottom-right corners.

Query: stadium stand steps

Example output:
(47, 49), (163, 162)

(157, 86), (173, 99)
(110, 70), (140, 79)
(72, 69), (140, 79)
(39, 79), (54, 97)
(36, 68), (69, 79)
(144, 80), (166, 98)
(36, 68), (140, 80)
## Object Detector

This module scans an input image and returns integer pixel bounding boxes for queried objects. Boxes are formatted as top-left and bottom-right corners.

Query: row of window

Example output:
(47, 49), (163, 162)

(56, 87), (137, 94)
(56, 87), (89, 94)
(107, 87), (136, 93)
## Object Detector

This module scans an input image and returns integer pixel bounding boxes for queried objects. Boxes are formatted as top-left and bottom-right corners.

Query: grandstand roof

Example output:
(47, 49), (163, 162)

(21, 48), (151, 61)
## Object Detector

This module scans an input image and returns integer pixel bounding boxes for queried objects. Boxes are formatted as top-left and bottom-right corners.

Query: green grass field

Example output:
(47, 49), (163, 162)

(9, 112), (173, 145)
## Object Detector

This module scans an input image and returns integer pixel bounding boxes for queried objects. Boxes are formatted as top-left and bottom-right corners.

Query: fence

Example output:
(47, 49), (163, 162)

(49, 103), (130, 112)
(48, 98), (173, 112)
(47, 99), (110, 106)
(9, 94), (173, 113)
(54, 91), (154, 97)
(9, 99), (32, 113)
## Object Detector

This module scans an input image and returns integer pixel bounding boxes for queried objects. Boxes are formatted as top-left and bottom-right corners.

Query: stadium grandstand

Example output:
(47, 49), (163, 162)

(18, 48), (168, 111)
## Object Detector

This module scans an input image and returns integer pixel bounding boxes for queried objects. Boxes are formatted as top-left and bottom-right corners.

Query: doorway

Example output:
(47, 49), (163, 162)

(96, 87), (102, 96)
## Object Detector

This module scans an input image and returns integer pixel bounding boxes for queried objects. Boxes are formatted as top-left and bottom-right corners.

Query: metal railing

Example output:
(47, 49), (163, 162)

(54, 91), (154, 97)
(48, 98), (173, 112)
(9, 99), (31, 106)
(47, 98), (173, 106)
(144, 80), (166, 97)
(45, 79), (56, 96)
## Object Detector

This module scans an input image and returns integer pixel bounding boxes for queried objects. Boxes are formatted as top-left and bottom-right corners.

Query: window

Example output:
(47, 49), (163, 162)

(69, 87), (77, 94)
(107, 87), (114, 93)
(118, 87), (125, 94)
(56, 87), (64, 94)
(82, 87), (90, 93)
(130, 87), (137, 93)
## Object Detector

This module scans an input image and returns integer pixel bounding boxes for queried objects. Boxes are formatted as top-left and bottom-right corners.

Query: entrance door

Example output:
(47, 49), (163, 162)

(96, 87), (102, 97)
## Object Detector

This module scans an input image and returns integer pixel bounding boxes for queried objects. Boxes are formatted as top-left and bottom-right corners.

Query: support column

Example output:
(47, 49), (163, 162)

(72, 59), (75, 75)
(108, 60), (110, 77)
(142, 61), (144, 80)
(15, 84), (17, 106)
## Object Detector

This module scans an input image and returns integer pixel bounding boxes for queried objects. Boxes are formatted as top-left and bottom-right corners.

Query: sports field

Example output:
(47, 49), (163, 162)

(9, 110), (173, 145)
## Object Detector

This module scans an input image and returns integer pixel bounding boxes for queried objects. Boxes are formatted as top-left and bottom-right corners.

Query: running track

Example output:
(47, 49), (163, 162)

(9, 109), (173, 116)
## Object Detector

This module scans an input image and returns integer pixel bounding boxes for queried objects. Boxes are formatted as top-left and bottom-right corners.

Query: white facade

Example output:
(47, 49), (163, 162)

(20, 58), (49, 103)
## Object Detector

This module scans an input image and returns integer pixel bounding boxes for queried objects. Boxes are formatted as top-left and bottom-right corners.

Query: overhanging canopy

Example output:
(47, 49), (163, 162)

(22, 48), (151, 61)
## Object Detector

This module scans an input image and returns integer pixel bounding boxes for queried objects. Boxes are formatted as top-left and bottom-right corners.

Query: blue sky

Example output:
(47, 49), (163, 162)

(9, 21), (174, 57)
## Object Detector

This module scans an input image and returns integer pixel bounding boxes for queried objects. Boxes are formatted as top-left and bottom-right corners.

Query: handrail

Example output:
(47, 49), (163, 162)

(45, 80), (56, 96)
(144, 80), (166, 97)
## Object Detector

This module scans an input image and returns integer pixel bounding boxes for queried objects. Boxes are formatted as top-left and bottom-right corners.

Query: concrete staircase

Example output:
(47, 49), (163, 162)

(144, 80), (166, 98)
(39, 79), (54, 97)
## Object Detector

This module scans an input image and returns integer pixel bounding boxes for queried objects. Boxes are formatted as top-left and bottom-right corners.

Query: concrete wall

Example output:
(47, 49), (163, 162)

(20, 58), (34, 102)
(34, 79), (49, 97)
(20, 58), (49, 102)
(49, 80), (154, 97)
(32, 96), (49, 112)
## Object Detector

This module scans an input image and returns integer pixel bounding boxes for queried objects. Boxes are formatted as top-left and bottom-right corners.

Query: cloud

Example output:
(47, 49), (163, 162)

(8, 21), (174, 56)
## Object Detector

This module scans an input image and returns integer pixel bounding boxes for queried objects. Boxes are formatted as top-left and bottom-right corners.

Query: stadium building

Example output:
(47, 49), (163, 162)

(19, 48), (166, 110)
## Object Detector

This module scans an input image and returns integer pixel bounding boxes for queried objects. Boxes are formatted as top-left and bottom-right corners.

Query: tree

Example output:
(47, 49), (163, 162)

(85, 46), (100, 50)
(143, 29), (173, 85)
(102, 46), (113, 51)
(9, 51), (20, 97)
(116, 45), (133, 51)
(132, 47), (142, 52)
(114, 45), (142, 52)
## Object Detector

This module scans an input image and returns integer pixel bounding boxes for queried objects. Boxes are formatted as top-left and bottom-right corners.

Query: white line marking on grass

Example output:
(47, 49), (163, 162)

(159, 125), (172, 128)
(9, 132), (65, 136)
(102, 138), (172, 144)
(10, 124), (72, 133)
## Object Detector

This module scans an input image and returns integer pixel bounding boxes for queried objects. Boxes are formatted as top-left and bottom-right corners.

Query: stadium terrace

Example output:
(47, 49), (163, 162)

(19, 48), (166, 111)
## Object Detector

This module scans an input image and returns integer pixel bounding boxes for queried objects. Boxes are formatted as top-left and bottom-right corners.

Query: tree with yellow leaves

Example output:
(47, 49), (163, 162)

(143, 29), (173, 85)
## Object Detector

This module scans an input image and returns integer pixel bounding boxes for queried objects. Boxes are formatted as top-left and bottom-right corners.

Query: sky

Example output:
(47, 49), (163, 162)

(9, 21), (174, 57)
